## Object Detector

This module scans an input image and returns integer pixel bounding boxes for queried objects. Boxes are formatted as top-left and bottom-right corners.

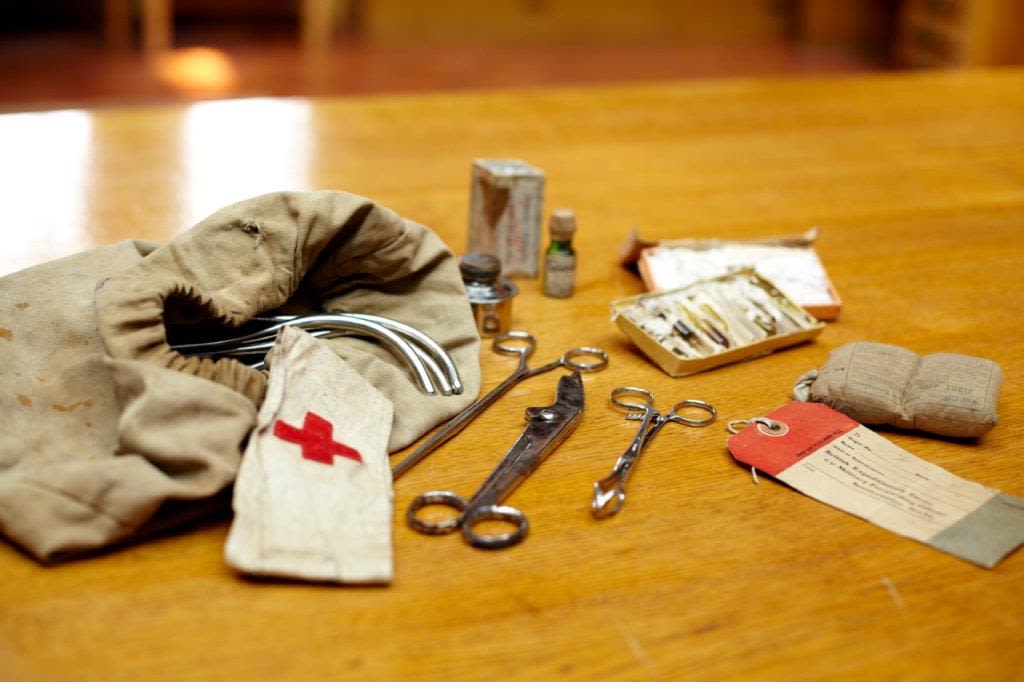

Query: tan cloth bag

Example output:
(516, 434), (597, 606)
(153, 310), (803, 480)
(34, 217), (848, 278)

(0, 191), (480, 562)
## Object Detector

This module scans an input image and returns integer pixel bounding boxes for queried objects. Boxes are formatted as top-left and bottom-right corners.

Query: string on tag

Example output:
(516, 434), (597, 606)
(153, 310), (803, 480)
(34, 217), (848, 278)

(726, 417), (788, 485)
(726, 417), (786, 435)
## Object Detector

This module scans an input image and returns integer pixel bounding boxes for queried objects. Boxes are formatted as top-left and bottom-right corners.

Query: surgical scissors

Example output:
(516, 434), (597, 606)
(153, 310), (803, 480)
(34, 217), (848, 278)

(591, 387), (717, 518)
(407, 372), (585, 549)
(391, 330), (608, 480)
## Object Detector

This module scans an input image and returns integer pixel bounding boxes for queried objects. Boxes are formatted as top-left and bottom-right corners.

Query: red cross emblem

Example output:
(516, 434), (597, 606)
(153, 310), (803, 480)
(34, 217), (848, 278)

(273, 412), (362, 465)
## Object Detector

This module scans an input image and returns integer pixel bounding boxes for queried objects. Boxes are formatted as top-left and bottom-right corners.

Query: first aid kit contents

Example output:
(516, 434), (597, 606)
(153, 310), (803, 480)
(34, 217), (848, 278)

(0, 160), (1017, 581)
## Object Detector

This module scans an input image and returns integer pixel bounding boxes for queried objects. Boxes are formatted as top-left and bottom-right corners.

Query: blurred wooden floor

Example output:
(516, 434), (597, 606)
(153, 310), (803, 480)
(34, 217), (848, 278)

(0, 28), (880, 112)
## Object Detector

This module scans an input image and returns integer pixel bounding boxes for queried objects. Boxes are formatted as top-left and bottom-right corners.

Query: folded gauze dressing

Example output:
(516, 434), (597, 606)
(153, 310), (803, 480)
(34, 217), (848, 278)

(794, 341), (1002, 438)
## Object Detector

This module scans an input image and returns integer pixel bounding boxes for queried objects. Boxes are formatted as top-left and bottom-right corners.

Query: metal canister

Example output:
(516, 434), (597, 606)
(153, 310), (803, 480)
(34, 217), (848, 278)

(460, 253), (518, 337)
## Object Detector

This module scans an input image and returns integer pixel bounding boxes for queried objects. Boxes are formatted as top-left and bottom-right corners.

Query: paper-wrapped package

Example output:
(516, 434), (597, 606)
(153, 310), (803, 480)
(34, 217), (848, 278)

(796, 342), (1001, 438)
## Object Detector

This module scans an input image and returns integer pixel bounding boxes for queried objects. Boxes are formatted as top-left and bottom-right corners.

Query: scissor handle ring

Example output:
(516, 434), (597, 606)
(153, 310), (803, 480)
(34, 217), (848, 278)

(492, 331), (537, 360)
(461, 504), (529, 550)
(562, 347), (609, 373)
(668, 399), (718, 427)
(407, 490), (468, 535)
(610, 386), (655, 412)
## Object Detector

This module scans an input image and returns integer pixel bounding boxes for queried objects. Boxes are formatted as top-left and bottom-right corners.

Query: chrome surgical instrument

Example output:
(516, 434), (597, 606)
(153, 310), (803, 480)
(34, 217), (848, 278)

(391, 330), (608, 480)
(169, 312), (461, 396)
(407, 372), (584, 549)
(591, 387), (717, 518)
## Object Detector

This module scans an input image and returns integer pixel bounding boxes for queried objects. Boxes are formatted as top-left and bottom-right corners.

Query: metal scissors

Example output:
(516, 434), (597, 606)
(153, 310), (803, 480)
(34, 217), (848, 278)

(391, 330), (608, 479)
(591, 386), (717, 518)
(407, 372), (584, 549)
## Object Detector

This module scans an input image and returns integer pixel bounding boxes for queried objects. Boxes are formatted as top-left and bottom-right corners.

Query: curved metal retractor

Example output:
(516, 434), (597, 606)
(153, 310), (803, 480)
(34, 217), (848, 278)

(390, 330), (608, 480)
(169, 312), (461, 397)
(591, 386), (717, 519)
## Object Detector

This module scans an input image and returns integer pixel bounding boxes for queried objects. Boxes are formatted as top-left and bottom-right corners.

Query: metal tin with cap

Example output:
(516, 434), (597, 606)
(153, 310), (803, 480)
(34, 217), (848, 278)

(460, 253), (518, 337)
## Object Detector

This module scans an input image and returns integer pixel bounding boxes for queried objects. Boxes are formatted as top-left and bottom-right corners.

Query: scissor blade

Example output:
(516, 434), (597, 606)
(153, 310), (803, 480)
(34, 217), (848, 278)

(465, 372), (585, 511)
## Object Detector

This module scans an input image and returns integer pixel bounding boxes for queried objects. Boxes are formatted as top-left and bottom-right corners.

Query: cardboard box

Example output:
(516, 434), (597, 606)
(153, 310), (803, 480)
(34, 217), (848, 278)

(611, 271), (826, 377)
(467, 159), (545, 278)
(619, 227), (842, 321)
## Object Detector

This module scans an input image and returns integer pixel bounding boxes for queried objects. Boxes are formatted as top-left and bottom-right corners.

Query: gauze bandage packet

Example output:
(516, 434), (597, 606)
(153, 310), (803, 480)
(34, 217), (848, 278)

(794, 342), (1002, 438)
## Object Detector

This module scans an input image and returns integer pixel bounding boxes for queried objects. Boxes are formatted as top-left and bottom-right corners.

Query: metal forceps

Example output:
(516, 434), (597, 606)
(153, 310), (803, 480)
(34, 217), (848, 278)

(591, 387), (717, 518)
(391, 330), (608, 480)
(407, 372), (585, 549)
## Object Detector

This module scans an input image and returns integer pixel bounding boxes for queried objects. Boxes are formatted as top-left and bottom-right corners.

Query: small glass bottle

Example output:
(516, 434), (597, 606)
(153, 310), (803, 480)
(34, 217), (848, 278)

(543, 209), (577, 298)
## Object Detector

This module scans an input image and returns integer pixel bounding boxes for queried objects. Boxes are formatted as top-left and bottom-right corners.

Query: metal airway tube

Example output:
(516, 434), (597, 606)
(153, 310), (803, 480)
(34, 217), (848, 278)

(346, 313), (463, 395)
(248, 313), (462, 395)
(170, 313), (462, 396)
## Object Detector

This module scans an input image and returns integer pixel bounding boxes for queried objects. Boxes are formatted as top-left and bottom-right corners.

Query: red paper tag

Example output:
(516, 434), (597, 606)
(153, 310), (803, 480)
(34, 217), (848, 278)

(728, 402), (858, 476)
(727, 402), (1024, 568)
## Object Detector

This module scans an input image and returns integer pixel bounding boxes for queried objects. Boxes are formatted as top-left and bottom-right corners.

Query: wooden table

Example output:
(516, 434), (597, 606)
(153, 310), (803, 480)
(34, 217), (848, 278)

(2, 68), (1023, 680)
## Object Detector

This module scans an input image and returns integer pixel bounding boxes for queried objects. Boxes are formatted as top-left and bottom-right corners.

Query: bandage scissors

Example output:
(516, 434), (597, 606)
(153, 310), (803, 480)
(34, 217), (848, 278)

(591, 387), (717, 518)
(407, 372), (584, 549)
(391, 331), (608, 480)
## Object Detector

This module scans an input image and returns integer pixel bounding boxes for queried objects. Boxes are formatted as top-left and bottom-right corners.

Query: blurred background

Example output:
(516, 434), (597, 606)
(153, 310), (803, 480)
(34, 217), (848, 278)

(2, 0), (1024, 112)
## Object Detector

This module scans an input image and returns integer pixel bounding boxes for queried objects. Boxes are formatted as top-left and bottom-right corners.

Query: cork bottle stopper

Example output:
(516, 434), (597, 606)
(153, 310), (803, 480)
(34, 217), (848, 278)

(459, 253), (502, 283)
(549, 209), (576, 240)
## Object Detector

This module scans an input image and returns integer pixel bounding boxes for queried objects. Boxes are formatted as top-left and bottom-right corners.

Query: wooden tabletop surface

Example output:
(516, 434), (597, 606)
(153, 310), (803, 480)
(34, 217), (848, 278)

(2, 68), (1023, 680)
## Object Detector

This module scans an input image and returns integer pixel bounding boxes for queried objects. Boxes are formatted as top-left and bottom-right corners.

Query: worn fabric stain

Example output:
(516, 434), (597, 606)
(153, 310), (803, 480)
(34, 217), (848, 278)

(17, 394), (32, 407)
(35, 375), (45, 383)
(15, 302), (29, 310)
(0, 328), (11, 341)
(85, 420), (93, 428)
(52, 401), (84, 413)
(83, 399), (93, 408)
(229, 217), (266, 246)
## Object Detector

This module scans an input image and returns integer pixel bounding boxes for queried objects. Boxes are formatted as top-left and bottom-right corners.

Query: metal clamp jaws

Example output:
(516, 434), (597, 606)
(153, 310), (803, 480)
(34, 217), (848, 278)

(591, 387), (716, 519)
